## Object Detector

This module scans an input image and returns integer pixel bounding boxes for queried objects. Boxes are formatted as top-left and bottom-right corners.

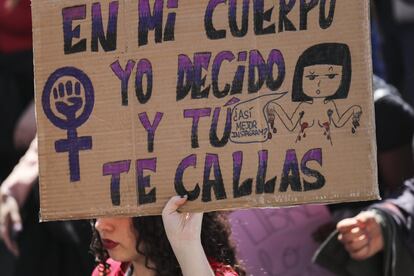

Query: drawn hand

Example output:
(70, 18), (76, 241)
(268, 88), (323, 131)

(353, 105), (362, 115)
(53, 80), (84, 120)
(267, 118), (277, 139)
(265, 106), (278, 138)
(351, 106), (362, 133)
(327, 109), (333, 118)
(337, 211), (383, 260)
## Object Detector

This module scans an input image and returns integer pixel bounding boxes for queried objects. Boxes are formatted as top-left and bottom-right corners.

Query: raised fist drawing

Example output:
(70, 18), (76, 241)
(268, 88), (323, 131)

(53, 80), (84, 121)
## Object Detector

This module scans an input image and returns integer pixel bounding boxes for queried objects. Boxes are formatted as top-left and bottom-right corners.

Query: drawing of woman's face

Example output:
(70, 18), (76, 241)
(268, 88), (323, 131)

(302, 65), (343, 98)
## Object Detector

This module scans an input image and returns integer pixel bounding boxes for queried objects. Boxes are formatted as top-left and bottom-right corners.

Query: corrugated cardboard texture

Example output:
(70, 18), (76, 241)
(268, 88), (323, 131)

(32, 0), (379, 221)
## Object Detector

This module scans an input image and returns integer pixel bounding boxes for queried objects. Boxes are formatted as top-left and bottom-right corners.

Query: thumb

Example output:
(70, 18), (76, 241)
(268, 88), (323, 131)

(1, 211), (22, 256)
(355, 211), (377, 227)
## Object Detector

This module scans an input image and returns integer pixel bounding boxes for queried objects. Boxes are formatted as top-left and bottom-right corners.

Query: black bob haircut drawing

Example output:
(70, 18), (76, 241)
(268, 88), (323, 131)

(292, 43), (352, 102)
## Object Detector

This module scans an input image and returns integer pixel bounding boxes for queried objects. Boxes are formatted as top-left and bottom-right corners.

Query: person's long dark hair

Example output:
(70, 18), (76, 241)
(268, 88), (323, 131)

(90, 212), (245, 276)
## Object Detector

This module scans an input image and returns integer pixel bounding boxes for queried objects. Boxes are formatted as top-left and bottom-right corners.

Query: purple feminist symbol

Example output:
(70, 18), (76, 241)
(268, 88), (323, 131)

(42, 67), (94, 182)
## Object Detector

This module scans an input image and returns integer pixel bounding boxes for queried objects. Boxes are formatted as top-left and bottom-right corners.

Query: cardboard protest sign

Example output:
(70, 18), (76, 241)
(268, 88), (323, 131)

(32, 0), (379, 220)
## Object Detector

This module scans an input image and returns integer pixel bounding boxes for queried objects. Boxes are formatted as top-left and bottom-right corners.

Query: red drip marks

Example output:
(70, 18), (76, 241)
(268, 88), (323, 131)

(267, 118), (277, 139)
(322, 122), (332, 144)
(296, 122), (309, 142)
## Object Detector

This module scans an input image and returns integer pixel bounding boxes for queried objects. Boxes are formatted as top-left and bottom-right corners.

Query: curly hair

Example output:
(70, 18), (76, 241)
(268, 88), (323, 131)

(90, 212), (245, 276)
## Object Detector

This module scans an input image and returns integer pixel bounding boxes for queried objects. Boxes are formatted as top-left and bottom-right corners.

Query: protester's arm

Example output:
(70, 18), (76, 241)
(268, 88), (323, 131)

(1, 137), (38, 206)
(0, 137), (39, 256)
(162, 196), (214, 276)
(13, 100), (36, 150)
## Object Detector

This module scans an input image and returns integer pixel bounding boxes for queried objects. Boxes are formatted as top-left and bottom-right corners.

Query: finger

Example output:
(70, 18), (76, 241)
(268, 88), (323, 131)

(344, 235), (369, 253)
(363, 219), (377, 232)
(0, 199), (6, 226)
(355, 212), (377, 225)
(1, 216), (19, 256)
(356, 213), (383, 240)
(162, 196), (188, 216)
(0, 203), (10, 239)
(0, 215), (10, 242)
(9, 205), (22, 233)
(337, 218), (360, 233)
(185, 212), (203, 224)
(4, 237), (19, 257)
(340, 227), (366, 244)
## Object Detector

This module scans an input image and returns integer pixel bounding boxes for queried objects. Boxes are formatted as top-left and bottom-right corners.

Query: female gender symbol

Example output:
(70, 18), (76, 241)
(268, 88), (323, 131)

(42, 67), (94, 182)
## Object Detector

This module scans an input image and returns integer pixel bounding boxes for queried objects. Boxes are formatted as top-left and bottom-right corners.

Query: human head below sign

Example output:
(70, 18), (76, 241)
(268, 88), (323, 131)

(265, 42), (362, 144)
(91, 196), (245, 276)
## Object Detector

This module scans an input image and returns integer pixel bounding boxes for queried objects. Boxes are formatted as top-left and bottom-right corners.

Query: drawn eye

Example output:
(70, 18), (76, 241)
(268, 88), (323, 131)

(326, 74), (337, 79)
(306, 75), (317, 81)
